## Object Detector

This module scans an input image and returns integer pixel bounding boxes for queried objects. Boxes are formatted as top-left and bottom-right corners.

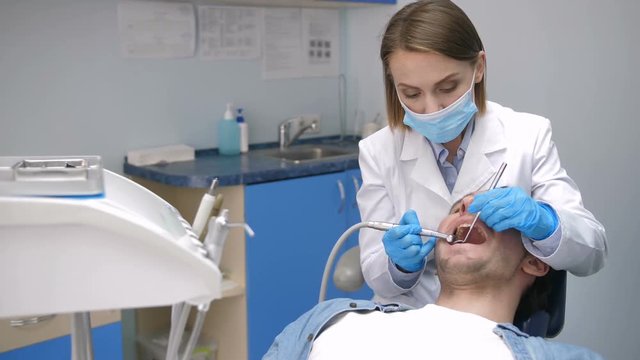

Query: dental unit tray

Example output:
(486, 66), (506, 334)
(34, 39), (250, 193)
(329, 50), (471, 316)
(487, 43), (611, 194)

(0, 155), (222, 319)
(0, 156), (104, 197)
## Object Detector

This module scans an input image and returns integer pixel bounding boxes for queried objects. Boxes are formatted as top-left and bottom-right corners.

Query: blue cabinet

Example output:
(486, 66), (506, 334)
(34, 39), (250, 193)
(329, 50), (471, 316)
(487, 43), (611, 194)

(331, 169), (372, 300)
(0, 322), (122, 360)
(245, 169), (372, 360)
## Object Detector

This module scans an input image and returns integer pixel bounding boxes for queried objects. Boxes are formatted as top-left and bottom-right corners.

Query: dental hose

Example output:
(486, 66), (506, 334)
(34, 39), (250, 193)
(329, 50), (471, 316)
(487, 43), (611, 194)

(319, 222), (368, 303)
(318, 221), (453, 303)
(180, 303), (209, 360)
(166, 303), (191, 360)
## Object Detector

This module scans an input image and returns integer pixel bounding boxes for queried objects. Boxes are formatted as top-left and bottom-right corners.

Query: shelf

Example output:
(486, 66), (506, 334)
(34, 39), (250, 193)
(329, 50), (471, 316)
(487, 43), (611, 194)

(221, 279), (245, 299)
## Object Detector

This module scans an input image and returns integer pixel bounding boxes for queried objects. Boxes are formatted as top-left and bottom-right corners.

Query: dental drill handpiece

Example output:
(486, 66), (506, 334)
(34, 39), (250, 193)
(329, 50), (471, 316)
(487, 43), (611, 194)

(460, 162), (508, 243)
(365, 221), (454, 243)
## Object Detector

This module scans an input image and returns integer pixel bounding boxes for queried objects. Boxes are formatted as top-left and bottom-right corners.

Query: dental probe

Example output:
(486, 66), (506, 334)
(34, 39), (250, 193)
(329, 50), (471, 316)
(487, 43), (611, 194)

(365, 221), (454, 243)
(461, 162), (508, 243)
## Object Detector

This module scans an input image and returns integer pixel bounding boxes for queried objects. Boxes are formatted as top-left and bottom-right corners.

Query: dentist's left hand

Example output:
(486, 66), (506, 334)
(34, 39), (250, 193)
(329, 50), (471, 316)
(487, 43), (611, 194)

(382, 210), (436, 273)
(468, 187), (558, 240)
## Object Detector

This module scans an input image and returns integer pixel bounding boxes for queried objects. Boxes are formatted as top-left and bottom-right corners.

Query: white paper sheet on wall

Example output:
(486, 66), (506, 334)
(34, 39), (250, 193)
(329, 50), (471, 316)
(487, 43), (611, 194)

(301, 9), (340, 78)
(117, 1), (196, 58)
(198, 6), (262, 60)
(262, 8), (340, 80)
(262, 8), (303, 79)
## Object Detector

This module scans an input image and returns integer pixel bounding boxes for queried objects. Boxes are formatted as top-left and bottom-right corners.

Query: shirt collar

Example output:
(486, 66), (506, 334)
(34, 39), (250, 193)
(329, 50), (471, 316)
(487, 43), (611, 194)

(428, 118), (475, 165)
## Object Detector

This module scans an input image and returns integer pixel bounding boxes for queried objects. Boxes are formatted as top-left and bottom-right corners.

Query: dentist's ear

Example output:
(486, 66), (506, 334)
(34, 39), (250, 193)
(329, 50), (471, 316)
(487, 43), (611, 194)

(522, 255), (550, 277)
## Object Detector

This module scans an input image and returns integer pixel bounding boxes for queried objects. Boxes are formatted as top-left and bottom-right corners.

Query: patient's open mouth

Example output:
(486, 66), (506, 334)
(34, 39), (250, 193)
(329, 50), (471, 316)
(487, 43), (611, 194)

(454, 224), (486, 244)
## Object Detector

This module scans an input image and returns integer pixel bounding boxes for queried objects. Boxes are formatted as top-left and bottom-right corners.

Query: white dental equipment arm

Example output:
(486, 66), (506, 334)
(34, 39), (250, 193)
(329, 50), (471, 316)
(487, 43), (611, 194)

(0, 156), (222, 360)
(319, 221), (452, 303)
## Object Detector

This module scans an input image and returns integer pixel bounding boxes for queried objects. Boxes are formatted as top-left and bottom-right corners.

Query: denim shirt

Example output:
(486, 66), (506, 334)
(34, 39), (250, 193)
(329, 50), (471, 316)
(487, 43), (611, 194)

(263, 298), (603, 360)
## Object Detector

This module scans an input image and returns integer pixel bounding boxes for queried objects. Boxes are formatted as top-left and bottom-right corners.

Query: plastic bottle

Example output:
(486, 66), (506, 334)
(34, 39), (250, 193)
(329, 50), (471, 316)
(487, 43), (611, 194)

(217, 103), (240, 155)
(236, 108), (249, 153)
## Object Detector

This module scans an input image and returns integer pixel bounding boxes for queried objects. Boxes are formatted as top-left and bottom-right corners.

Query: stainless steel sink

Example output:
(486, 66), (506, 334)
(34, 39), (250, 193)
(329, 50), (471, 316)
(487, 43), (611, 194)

(255, 145), (357, 164)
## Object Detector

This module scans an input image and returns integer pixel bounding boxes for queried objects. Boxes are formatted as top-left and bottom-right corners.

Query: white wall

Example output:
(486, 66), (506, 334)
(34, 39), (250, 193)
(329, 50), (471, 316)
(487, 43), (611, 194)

(0, 0), (342, 172)
(346, 1), (639, 358)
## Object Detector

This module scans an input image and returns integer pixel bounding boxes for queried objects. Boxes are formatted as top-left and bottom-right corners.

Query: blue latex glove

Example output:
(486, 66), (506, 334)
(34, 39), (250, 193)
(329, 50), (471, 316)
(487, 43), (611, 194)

(468, 187), (559, 240)
(382, 210), (436, 273)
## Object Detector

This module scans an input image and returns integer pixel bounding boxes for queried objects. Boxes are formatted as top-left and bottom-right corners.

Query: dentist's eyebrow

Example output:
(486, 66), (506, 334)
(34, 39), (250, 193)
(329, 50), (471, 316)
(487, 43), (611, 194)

(396, 72), (460, 89)
(433, 72), (460, 86)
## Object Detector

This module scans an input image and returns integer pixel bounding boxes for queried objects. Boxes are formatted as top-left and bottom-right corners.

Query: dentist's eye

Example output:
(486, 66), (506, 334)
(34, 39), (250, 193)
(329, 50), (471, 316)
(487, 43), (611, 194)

(438, 82), (458, 93)
(439, 86), (457, 93)
(404, 92), (420, 99)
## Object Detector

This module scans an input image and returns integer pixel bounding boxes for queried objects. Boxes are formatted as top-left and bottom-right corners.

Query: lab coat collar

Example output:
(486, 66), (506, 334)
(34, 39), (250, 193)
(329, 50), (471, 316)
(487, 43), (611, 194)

(452, 107), (507, 200)
(399, 105), (507, 204)
(400, 127), (453, 203)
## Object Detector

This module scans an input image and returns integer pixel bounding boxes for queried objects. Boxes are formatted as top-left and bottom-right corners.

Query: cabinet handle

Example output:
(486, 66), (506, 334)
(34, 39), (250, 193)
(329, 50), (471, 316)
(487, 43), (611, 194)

(10, 314), (56, 327)
(351, 175), (360, 209)
(336, 179), (346, 214)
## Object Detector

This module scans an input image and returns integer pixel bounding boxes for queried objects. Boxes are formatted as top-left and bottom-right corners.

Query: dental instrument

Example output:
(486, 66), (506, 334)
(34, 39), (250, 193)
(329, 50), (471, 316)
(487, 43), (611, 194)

(365, 221), (454, 243)
(459, 162), (508, 243)
(211, 192), (225, 217)
(173, 194), (254, 360)
(191, 178), (219, 238)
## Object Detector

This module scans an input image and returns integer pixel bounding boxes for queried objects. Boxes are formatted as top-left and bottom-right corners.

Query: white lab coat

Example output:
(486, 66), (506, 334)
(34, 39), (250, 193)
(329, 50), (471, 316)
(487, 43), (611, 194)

(357, 101), (607, 308)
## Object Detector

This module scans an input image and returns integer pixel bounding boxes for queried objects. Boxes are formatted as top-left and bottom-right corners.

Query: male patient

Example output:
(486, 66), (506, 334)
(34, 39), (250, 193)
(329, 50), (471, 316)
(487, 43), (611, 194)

(263, 194), (603, 359)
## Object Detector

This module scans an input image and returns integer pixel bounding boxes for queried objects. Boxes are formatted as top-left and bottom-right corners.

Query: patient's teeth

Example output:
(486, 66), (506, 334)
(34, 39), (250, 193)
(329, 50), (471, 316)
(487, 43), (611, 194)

(455, 225), (471, 241)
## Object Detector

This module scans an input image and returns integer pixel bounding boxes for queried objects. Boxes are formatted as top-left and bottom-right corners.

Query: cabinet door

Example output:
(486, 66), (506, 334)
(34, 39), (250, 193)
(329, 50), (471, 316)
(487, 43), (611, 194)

(245, 172), (347, 360)
(325, 169), (373, 301)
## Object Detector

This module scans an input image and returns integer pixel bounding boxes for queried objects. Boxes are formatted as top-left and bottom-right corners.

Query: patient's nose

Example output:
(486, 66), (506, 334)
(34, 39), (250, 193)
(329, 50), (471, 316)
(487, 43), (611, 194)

(460, 195), (474, 214)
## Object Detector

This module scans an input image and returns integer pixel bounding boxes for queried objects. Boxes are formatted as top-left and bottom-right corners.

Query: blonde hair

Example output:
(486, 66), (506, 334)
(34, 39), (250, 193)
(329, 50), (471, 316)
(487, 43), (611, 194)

(381, 0), (486, 129)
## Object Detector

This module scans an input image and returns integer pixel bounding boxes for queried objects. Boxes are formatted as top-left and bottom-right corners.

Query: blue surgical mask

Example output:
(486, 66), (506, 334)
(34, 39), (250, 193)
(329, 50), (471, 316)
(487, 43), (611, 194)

(399, 72), (478, 143)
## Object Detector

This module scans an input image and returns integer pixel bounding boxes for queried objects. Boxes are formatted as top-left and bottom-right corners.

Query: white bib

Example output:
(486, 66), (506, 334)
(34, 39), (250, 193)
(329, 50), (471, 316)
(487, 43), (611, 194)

(309, 304), (513, 360)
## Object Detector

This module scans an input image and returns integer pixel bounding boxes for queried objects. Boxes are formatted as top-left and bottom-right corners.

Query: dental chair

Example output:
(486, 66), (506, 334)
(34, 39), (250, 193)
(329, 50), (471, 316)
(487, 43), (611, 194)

(322, 239), (567, 338)
(513, 269), (566, 338)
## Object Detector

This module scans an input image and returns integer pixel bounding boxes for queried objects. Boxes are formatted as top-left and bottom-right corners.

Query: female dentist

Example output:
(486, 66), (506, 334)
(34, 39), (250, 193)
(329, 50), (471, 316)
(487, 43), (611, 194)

(357, 0), (607, 308)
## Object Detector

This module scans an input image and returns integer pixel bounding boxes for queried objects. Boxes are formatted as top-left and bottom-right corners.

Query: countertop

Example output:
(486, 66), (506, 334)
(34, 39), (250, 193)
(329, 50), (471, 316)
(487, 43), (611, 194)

(122, 136), (361, 188)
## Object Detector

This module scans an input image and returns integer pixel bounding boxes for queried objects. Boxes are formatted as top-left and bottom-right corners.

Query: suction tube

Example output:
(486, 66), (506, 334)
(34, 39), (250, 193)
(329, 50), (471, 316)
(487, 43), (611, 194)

(318, 221), (453, 303)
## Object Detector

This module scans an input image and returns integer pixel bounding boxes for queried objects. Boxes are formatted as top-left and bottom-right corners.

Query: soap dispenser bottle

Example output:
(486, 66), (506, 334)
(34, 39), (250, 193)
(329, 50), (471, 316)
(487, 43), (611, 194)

(237, 108), (249, 153)
(218, 103), (240, 155)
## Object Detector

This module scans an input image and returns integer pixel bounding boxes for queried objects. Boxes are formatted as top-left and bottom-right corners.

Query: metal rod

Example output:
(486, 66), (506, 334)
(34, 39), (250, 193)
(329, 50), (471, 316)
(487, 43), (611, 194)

(365, 221), (453, 243)
(461, 162), (508, 243)
(71, 312), (94, 360)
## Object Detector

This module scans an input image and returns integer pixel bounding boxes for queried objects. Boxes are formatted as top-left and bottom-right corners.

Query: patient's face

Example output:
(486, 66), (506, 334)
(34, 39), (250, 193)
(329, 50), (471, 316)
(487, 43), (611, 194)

(435, 194), (527, 284)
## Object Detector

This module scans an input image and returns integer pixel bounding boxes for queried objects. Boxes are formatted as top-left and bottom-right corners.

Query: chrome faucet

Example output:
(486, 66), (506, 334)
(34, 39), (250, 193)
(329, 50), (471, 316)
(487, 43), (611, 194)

(278, 117), (318, 150)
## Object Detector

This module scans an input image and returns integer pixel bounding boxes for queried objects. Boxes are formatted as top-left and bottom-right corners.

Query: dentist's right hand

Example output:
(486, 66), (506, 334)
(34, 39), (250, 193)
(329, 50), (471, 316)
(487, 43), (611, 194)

(382, 209), (436, 273)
